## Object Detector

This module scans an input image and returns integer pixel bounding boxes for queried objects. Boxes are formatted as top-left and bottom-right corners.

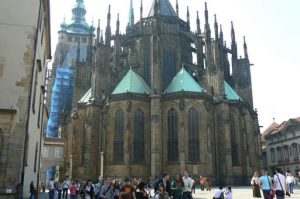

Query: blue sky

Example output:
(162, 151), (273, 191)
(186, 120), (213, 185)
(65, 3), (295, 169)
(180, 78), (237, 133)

(50, 0), (300, 131)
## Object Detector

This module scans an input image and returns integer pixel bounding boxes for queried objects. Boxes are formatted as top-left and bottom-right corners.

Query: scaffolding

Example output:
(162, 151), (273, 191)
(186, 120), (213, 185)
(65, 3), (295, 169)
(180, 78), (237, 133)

(46, 67), (74, 137)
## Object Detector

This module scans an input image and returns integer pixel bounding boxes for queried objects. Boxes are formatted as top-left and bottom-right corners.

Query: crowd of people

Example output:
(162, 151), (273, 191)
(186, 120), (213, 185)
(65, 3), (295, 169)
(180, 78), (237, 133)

(251, 168), (297, 199)
(44, 171), (219, 199)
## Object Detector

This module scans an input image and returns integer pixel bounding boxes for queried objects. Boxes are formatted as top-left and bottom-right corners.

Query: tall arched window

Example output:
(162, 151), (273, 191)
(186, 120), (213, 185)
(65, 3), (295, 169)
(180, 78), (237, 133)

(133, 109), (145, 163)
(168, 108), (178, 162)
(113, 109), (124, 162)
(292, 143), (299, 161)
(270, 148), (276, 162)
(283, 145), (289, 163)
(230, 115), (240, 166)
(276, 147), (282, 163)
(188, 107), (200, 163)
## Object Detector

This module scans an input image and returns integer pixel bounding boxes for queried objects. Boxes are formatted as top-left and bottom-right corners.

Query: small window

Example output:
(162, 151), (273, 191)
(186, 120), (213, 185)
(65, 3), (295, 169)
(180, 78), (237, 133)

(68, 36), (73, 42)
(43, 147), (49, 157)
(82, 38), (87, 43)
(75, 37), (80, 42)
(55, 147), (63, 158)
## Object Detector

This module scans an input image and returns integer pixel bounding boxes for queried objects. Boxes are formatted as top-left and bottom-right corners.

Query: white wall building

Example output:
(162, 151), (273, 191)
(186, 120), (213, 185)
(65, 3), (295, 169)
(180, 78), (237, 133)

(262, 117), (300, 175)
(0, 0), (51, 197)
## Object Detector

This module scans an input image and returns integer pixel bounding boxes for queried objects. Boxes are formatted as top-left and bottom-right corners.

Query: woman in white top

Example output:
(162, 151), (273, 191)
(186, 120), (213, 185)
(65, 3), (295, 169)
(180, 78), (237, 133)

(225, 187), (232, 199)
(251, 171), (261, 198)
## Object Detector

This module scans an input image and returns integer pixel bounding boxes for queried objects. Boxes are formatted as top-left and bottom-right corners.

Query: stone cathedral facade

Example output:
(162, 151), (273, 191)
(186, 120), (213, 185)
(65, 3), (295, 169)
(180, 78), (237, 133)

(52, 0), (262, 185)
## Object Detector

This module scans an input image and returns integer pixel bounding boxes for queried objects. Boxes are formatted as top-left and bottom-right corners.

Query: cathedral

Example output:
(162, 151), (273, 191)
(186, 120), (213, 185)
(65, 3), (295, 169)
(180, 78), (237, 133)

(49, 0), (262, 185)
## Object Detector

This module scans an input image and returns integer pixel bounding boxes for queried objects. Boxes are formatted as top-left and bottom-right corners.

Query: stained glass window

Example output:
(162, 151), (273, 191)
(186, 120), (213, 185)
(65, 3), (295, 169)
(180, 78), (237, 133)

(188, 107), (200, 163)
(133, 109), (145, 163)
(230, 115), (240, 166)
(168, 108), (178, 162)
(113, 109), (124, 162)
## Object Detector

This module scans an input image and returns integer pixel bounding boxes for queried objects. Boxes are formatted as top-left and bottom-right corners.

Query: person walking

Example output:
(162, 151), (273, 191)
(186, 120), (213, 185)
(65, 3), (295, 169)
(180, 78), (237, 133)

(57, 181), (63, 199)
(225, 187), (232, 199)
(135, 181), (148, 199)
(171, 175), (184, 199)
(63, 178), (71, 199)
(30, 181), (35, 199)
(286, 171), (295, 194)
(99, 178), (113, 199)
(259, 170), (272, 199)
(154, 183), (169, 199)
(155, 173), (171, 196)
(251, 171), (261, 198)
(273, 168), (286, 199)
(182, 171), (193, 199)
(70, 182), (78, 199)
(47, 178), (55, 199)
(84, 179), (95, 199)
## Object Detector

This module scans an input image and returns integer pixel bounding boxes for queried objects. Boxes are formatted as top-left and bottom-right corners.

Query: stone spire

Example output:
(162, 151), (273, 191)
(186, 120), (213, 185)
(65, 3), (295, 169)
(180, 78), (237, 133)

(96, 19), (100, 43)
(243, 36), (248, 60)
(116, 13), (120, 35)
(105, 5), (111, 45)
(220, 25), (223, 44)
(214, 14), (218, 40)
(186, 6), (190, 29)
(204, 2), (211, 42)
(231, 21), (237, 59)
(176, 0), (179, 16)
(196, 11), (201, 35)
(140, 0), (143, 20)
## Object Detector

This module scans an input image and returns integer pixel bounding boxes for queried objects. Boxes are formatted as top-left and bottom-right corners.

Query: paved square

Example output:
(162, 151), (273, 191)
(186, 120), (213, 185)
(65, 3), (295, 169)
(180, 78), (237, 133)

(193, 186), (300, 199)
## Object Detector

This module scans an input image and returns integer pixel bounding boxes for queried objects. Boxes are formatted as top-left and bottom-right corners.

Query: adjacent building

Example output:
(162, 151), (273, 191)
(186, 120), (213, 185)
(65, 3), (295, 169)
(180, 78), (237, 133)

(262, 117), (300, 175)
(0, 0), (51, 197)
(41, 0), (94, 184)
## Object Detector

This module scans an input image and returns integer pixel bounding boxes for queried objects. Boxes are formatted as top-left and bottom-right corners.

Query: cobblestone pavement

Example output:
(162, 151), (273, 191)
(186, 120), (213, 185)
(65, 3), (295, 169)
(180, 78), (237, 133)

(38, 186), (300, 199)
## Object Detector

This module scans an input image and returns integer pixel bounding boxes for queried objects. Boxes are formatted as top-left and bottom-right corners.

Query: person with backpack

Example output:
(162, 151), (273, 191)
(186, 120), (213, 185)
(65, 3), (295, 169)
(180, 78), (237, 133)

(99, 178), (113, 199)
(273, 168), (287, 199)
(63, 178), (71, 199)
(95, 178), (104, 199)
(259, 170), (273, 199)
(70, 182), (78, 199)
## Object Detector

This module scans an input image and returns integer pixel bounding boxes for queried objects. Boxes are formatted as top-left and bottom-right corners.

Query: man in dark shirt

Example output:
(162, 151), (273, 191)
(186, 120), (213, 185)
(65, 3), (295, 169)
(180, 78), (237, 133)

(154, 173), (171, 196)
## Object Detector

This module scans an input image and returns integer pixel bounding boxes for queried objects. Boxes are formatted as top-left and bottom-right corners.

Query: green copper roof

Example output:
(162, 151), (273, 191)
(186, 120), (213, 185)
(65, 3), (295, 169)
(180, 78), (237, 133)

(59, 0), (94, 35)
(128, 0), (134, 27)
(79, 88), (91, 103)
(224, 81), (243, 101)
(164, 68), (204, 93)
(112, 69), (152, 95)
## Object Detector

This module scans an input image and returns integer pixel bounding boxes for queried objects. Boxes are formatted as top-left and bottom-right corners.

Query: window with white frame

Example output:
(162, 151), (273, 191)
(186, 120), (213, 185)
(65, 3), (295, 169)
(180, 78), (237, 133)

(270, 148), (276, 162)
(55, 147), (63, 158)
(43, 147), (49, 157)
